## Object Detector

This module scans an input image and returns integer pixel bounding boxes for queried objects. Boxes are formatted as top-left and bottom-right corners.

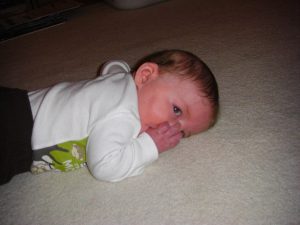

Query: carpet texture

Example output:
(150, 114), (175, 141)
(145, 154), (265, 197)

(0, 0), (299, 224)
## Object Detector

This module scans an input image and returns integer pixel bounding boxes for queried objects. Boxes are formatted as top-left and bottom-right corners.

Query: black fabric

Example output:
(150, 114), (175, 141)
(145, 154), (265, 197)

(0, 86), (33, 184)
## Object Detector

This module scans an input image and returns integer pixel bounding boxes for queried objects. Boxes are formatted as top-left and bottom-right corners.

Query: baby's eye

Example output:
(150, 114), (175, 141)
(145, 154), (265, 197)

(173, 105), (182, 116)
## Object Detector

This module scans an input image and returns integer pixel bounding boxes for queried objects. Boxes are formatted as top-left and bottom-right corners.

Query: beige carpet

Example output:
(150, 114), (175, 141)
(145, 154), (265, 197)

(0, 0), (299, 224)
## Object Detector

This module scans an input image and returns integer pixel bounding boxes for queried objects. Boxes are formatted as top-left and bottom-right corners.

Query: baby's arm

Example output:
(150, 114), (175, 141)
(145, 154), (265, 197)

(87, 115), (158, 182)
(145, 122), (182, 153)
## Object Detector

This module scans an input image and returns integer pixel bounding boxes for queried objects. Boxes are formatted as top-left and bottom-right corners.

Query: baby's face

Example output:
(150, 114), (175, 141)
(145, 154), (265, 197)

(135, 63), (213, 137)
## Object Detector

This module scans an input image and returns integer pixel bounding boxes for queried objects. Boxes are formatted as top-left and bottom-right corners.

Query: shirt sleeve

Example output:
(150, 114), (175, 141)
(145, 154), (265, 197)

(86, 113), (158, 182)
(99, 60), (131, 76)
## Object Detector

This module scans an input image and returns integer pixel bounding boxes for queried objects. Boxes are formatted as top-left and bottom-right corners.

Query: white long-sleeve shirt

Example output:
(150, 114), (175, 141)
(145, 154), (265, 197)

(29, 61), (158, 182)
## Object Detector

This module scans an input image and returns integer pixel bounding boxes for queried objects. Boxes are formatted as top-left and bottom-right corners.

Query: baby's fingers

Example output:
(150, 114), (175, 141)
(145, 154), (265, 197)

(164, 122), (181, 137)
(169, 132), (182, 146)
(157, 122), (171, 134)
(160, 131), (182, 153)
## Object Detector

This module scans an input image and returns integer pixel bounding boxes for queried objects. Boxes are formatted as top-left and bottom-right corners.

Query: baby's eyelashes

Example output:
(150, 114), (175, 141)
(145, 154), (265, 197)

(173, 105), (182, 116)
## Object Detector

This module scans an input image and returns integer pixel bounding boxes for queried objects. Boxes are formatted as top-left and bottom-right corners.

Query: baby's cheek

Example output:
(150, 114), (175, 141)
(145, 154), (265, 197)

(151, 110), (170, 125)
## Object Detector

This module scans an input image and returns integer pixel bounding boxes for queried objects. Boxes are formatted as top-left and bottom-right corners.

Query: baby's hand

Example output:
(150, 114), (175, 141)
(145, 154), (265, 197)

(145, 122), (182, 153)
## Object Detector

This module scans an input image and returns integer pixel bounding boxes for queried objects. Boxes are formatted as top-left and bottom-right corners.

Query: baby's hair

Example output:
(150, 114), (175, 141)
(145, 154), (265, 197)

(132, 49), (219, 126)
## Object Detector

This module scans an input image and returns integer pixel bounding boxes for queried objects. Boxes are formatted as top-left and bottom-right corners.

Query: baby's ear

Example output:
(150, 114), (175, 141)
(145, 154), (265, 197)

(134, 63), (159, 88)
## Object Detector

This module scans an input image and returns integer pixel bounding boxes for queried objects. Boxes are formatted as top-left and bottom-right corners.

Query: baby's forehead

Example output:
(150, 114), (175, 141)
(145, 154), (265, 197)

(161, 72), (201, 87)
(163, 72), (204, 87)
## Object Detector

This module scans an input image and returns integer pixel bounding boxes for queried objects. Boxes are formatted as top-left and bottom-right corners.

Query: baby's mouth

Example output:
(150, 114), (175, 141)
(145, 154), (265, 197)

(180, 130), (186, 138)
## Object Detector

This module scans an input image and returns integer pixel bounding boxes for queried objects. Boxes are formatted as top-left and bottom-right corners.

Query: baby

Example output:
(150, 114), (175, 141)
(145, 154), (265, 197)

(0, 49), (219, 185)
